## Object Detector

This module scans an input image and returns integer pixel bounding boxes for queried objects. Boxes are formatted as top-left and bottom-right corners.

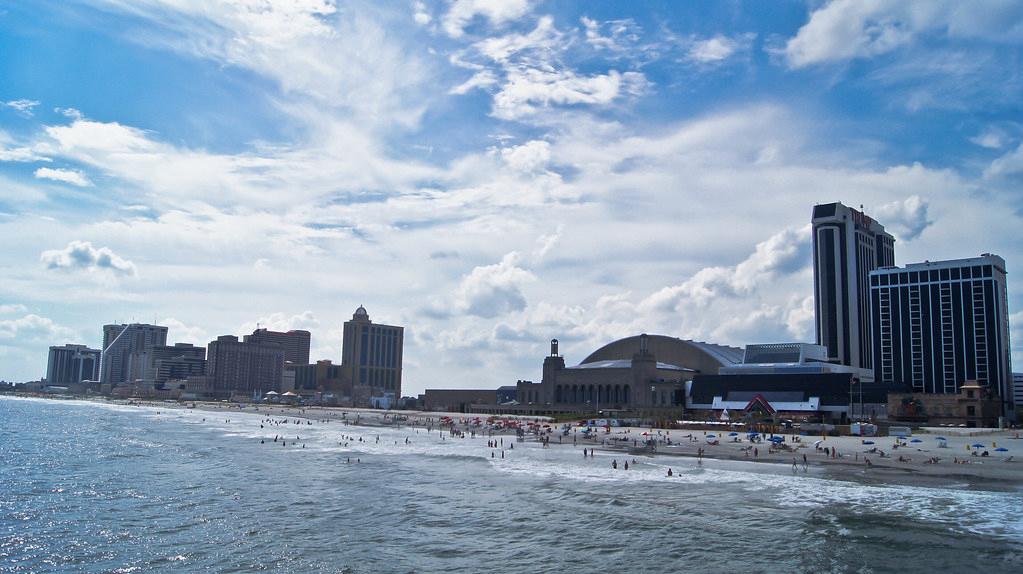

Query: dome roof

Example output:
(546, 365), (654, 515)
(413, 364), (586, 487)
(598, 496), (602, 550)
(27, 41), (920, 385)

(353, 305), (369, 320)
(579, 334), (742, 374)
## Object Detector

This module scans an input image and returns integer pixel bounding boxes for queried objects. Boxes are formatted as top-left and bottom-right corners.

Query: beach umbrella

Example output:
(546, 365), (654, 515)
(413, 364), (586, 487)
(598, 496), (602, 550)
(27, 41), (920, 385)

(863, 440), (875, 445)
(769, 436), (784, 443)
(728, 432), (739, 436)
(706, 434), (717, 438)
(971, 443), (986, 448)
(995, 447), (1009, 452)
(910, 438), (923, 443)
(748, 432), (760, 437)
(935, 436), (947, 441)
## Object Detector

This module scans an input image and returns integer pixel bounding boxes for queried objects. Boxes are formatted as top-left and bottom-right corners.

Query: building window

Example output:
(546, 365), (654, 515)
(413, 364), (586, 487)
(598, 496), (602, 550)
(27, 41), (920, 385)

(967, 405), (976, 416)
(966, 390), (975, 399)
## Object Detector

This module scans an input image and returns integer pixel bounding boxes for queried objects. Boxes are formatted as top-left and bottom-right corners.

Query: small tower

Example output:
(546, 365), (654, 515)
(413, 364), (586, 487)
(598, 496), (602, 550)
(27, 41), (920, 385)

(550, 338), (559, 357)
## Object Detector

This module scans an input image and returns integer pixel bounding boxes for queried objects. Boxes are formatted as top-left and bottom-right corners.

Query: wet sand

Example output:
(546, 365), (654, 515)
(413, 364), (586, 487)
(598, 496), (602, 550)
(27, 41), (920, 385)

(101, 398), (1023, 490)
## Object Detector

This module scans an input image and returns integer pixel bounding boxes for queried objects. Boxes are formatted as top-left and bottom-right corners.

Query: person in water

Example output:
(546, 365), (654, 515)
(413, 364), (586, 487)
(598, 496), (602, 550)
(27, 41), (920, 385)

(612, 459), (618, 469)
(667, 468), (673, 476)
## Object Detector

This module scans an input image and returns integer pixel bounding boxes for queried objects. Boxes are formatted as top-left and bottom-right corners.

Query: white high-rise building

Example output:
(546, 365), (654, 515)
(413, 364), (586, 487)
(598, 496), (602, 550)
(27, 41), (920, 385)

(100, 323), (168, 384)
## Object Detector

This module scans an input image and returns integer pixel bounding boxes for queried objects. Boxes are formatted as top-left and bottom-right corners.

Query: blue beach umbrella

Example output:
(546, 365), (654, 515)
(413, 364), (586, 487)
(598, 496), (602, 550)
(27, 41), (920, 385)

(769, 436), (784, 443)
(863, 440), (875, 445)
(748, 432), (760, 437)
(706, 434), (717, 438)
(971, 443), (986, 448)
(728, 432), (739, 436)
(935, 437), (947, 441)
(995, 447), (1009, 452)
(910, 438), (922, 443)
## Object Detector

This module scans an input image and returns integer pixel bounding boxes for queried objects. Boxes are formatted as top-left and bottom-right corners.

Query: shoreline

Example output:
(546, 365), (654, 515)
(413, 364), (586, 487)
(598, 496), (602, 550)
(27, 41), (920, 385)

(6, 394), (1023, 491)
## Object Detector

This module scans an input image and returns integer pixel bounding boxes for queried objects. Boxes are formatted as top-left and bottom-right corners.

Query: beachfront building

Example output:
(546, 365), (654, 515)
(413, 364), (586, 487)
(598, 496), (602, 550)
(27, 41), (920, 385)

(869, 255), (1013, 420)
(244, 328), (311, 366)
(100, 323), (169, 385)
(340, 306), (403, 408)
(688, 343), (881, 423)
(206, 335), (285, 399)
(46, 344), (101, 385)
(812, 202), (896, 372)
(1014, 373), (1023, 416)
(506, 334), (742, 416)
(137, 343), (207, 385)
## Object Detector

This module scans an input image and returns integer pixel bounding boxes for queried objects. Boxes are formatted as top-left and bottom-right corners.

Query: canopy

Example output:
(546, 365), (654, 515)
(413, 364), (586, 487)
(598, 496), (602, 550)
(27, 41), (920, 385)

(971, 443), (986, 448)
(768, 436), (784, 443)
(995, 447), (1009, 452)
(265, 391), (279, 395)
(935, 436), (948, 441)
(728, 432), (739, 436)
(910, 438), (922, 443)
(863, 440), (875, 445)
(706, 434), (717, 438)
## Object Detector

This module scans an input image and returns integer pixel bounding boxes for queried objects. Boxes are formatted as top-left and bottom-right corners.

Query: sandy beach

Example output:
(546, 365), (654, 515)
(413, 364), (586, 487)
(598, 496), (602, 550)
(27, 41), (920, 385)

(81, 397), (1021, 491)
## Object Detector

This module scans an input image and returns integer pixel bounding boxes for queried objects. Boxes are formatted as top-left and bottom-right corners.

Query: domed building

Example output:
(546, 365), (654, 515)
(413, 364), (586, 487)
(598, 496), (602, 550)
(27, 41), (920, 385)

(515, 334), (743, 415)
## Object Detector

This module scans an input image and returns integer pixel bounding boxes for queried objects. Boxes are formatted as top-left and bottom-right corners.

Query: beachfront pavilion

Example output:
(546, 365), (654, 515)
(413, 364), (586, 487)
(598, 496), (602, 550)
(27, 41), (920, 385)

(509, 334), (743, 416)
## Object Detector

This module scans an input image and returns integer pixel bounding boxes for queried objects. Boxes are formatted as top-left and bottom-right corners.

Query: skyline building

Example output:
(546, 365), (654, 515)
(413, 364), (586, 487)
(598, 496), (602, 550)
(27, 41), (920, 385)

(100, 323), (168, 384)
(140, 343), (207, 384)
(341, 306), (403, 405)
(869, 255), (1013, 417)
(812, 202), (896, 373)
(206, 335), (284, 398)
(243, 328), (311, 365)
(46, 344), (101, 385)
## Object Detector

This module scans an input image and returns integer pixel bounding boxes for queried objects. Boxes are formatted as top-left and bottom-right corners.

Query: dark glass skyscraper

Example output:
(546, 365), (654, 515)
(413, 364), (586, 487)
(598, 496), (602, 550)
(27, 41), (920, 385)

(812, 202), (895, 373)
(870, 255), (1012, 417)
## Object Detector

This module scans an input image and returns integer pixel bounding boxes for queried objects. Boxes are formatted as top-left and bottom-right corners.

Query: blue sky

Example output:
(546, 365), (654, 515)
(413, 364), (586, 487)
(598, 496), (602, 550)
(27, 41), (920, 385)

(1, 0), (1021, 393)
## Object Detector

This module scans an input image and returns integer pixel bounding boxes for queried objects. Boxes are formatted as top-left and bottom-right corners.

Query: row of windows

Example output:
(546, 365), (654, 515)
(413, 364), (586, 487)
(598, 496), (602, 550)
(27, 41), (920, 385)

(871, 265), (993, 287)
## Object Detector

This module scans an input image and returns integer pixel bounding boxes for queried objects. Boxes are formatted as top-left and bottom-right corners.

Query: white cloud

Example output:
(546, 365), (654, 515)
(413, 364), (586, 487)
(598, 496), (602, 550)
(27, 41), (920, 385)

(412, 1), (431, 25)
(161, 317), (209, 346)
(2, 99), (40, 116)
(442, 0), (532, 38)
(34, 167), (92, 187)
(686, 34), (757, 64)
(0, 147), (49, 162)
(969, 127), (1010, 149)
(875, 195), (932, 240)
(784, 0), (1023, 68)
(0, 304), (28, 315)
(492, 68), (648, 120)
(474, 15), (562, 63)
(0, 314), (76, 344)
(240, 311), (321, 335)
(500, 139), (550, 172)
(449, 70), (498, 95)
(40, 240), (137, 277)
(984, 142), (1023, 180)
(455, 252), (536, 317)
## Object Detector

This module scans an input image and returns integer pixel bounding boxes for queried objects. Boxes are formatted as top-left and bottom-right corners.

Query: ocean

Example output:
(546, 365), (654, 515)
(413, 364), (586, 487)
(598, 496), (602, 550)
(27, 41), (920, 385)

(1, 396), (1022, 573)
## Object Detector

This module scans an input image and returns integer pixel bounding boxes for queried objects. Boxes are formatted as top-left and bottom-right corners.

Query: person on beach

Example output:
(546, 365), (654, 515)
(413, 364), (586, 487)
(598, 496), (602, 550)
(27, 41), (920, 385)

(624, 461), (629, 470)
(612, 459), (618, 469)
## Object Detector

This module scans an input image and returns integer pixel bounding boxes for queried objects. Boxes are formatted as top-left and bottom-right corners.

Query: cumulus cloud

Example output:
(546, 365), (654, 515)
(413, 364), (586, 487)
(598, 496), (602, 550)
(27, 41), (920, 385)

(0, 313), (76, 344)
(500, 140), (550, 172)
(40, 240), (137, 277)
(241, 311), (321, 334)
(412, 1), (431, 25)
(875, 195), (932, 240)
(34, 167), (92, 187)
(969, 127), (1010, 150)
(644, 225), (812, 309)
(161, 317), (209, 346)
(784, 0), (1023, 68)
(442, 0), (532, 38)
(455, 252), (536, 317)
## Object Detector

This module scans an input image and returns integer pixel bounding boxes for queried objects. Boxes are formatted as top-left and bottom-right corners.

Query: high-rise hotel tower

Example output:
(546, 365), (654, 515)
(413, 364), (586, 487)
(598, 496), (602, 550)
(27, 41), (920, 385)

(341, 306), (403, 404)
(812, 203), (895, 372)
(870, 255), (1012, 416)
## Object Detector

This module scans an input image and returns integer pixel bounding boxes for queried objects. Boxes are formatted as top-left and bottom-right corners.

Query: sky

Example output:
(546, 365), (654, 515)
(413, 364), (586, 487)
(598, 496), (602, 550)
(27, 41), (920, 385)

(1, 0), (1022, 394)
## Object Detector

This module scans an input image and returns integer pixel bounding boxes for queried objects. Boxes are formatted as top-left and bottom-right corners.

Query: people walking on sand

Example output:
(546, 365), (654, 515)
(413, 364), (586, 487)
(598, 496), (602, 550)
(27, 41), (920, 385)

(753, 447), (758, 459)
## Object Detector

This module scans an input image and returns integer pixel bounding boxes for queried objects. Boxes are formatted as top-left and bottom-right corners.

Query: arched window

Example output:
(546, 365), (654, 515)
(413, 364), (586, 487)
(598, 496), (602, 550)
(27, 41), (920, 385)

(623, 385), (630, 404)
